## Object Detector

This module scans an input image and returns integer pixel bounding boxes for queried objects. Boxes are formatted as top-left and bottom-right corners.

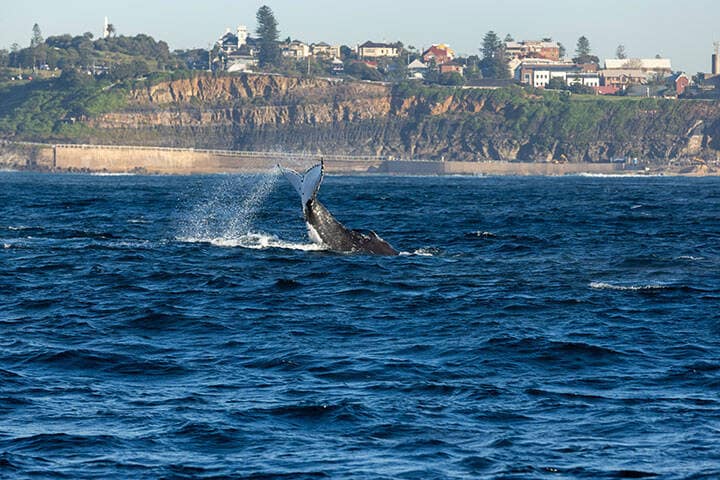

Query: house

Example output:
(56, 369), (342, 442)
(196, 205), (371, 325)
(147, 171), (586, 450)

(439, 63), (464, 76)
(311, 42), (341, 58)
(506, 40), (561, 61)
(603, 58), (672, 80)
(511, 58), (574, 80)
(282, 41), (310, 59)
(407, 59), (428, 79)
(331, 57), (344, 75)
(422, 44), (455, 65)
(217, 25), (250, 55)
(358, 41), (400, 59)
(566, 72), (600, 87)
(517, 61), (583, 88)
(667, 72), (690, 96)
(600, 69), (648, 89)
(215, 25), (258, 72)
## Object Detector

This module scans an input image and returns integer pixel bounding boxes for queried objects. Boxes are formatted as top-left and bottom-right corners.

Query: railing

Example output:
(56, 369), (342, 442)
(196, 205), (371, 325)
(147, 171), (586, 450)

(0, 140), (441, 163)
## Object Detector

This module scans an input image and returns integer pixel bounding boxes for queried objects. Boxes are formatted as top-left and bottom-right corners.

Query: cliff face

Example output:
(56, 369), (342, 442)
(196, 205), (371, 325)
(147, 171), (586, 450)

(78, 74), (720, 162)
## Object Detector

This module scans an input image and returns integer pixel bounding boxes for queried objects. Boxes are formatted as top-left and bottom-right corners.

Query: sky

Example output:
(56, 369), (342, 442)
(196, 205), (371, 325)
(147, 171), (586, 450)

(1, 0), (719, 73)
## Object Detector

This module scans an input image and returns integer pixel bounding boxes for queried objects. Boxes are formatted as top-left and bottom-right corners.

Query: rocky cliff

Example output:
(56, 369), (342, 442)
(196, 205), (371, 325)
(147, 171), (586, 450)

(73, 73), (720, 163)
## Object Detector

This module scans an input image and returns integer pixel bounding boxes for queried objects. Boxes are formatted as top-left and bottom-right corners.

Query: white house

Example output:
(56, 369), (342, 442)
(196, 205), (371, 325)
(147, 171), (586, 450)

(407, 59), (428, 79)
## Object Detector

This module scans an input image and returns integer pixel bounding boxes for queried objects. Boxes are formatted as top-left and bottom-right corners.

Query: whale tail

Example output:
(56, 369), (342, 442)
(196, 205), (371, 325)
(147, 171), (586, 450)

(278, 160), (324, 209)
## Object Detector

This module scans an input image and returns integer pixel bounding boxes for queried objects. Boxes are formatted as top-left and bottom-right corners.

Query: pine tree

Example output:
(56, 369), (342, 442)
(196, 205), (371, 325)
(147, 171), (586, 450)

(31, 23), (43, 48)
(576, 36), (591, 58)
(480, 31), (509, 79)
(256, 5), (281, 67)
(616, 44), (627, 59)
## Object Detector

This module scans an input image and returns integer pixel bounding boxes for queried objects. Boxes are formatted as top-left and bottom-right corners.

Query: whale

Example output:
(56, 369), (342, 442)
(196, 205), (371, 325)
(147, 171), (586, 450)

(279, 161), (398, 256)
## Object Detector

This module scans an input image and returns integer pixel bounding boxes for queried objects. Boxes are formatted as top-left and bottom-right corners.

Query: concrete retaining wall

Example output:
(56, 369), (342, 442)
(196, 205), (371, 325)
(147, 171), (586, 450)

(8, 143), (633, 176)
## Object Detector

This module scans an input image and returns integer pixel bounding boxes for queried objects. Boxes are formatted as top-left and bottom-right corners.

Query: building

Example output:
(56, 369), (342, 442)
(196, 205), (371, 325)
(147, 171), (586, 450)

(667, 73), (690, 96)
(603, 58), (672, 79)
(516, 61), (596, 88)
(103, 17), (111, 39)
(407, 59), (428, 79)
(422, 44), (455, 65)
(215, 25), (258, 72)
(566, 72), (600, 88)
(331, 57), (344, 75)
(505, 40), (561, 61)
(311, 42), (341, 58)
(358, 41), (400, 59)
(600, 69), (648, 89)
(439, 63), (464, 76)
(217, 26), (254, 55)
(282, 41), (310, 59)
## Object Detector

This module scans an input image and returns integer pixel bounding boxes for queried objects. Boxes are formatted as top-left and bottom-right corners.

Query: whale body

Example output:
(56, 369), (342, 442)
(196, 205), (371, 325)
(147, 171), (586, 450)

(279, 161), (398, 256)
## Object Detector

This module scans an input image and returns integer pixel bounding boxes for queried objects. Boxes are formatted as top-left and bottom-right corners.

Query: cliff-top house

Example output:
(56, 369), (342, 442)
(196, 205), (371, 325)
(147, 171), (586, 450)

(358, 41), (401, 59)
(422, 44), (455, 65)
(311, 42), (341, 58)
(603, 58), (672, 78)
(216, 25), (257, 72)
(505, 40), (561, 61)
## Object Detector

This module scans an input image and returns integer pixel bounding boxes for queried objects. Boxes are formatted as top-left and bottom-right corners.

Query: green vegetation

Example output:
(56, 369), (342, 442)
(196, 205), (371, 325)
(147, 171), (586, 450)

(1, 24), (181, 74)
(0, 71), (127, 139)
(256, 5), (281, 68)
(480, 31), (510, 79)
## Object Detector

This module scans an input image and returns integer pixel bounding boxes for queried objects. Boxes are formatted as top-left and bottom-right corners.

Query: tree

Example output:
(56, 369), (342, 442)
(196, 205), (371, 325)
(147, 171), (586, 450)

(558, 42), (566, 59)
(31, 23), (43, 48)
(573, 36), (598, 65)
(107, 24), (116, 37)
(481, 31), (501, 60)
(256, 5), (281, 67)
(547, 77), (566, 90)
(616, 44), (627, 59)
(438, 71), (464, 86)
(480, 31), (509, 79)
(576, 36), (591, 58)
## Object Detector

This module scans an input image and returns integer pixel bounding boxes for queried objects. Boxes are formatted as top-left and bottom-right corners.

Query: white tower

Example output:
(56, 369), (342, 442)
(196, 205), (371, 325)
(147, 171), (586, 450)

(103, 17), (110, 38)
(237, 25), (248, 48)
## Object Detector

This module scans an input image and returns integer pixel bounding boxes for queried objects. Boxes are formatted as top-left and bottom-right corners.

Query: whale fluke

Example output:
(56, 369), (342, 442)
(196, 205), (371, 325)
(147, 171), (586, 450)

(279, 162), (324, 211)
(279, 160), (398, 256)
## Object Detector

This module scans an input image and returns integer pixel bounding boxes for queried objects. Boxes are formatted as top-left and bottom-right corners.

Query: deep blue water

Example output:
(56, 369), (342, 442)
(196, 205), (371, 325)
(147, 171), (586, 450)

(1, 171), (719, 479)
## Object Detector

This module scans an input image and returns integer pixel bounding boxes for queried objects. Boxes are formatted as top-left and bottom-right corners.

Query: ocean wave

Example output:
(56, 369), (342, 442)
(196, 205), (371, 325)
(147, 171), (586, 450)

(589, 281), (671, 291)
(177, 232), (326, 251)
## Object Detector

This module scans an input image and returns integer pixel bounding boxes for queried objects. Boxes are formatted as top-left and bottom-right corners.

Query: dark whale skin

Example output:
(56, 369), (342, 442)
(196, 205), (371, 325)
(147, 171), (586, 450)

(305, 198), (398, 256)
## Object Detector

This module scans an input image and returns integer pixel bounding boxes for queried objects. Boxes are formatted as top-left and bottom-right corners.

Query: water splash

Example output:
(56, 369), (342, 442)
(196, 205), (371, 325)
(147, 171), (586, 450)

(178, 169), (282, 243)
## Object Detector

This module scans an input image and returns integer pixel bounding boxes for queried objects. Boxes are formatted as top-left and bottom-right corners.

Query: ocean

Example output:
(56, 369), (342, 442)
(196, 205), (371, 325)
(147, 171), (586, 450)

(1, 171), (719, 479)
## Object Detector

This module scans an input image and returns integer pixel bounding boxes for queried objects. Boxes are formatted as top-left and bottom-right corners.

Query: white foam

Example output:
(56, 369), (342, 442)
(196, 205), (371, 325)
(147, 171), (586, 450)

(590, 281), (670, 291)
(90, 172), (136, 176)
(178, 232), (326, 252)
(399, 248), (435, 257)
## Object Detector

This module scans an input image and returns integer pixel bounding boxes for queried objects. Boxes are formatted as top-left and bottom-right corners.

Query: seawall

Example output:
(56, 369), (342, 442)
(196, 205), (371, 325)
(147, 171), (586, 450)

(5, 143), (638, 176)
